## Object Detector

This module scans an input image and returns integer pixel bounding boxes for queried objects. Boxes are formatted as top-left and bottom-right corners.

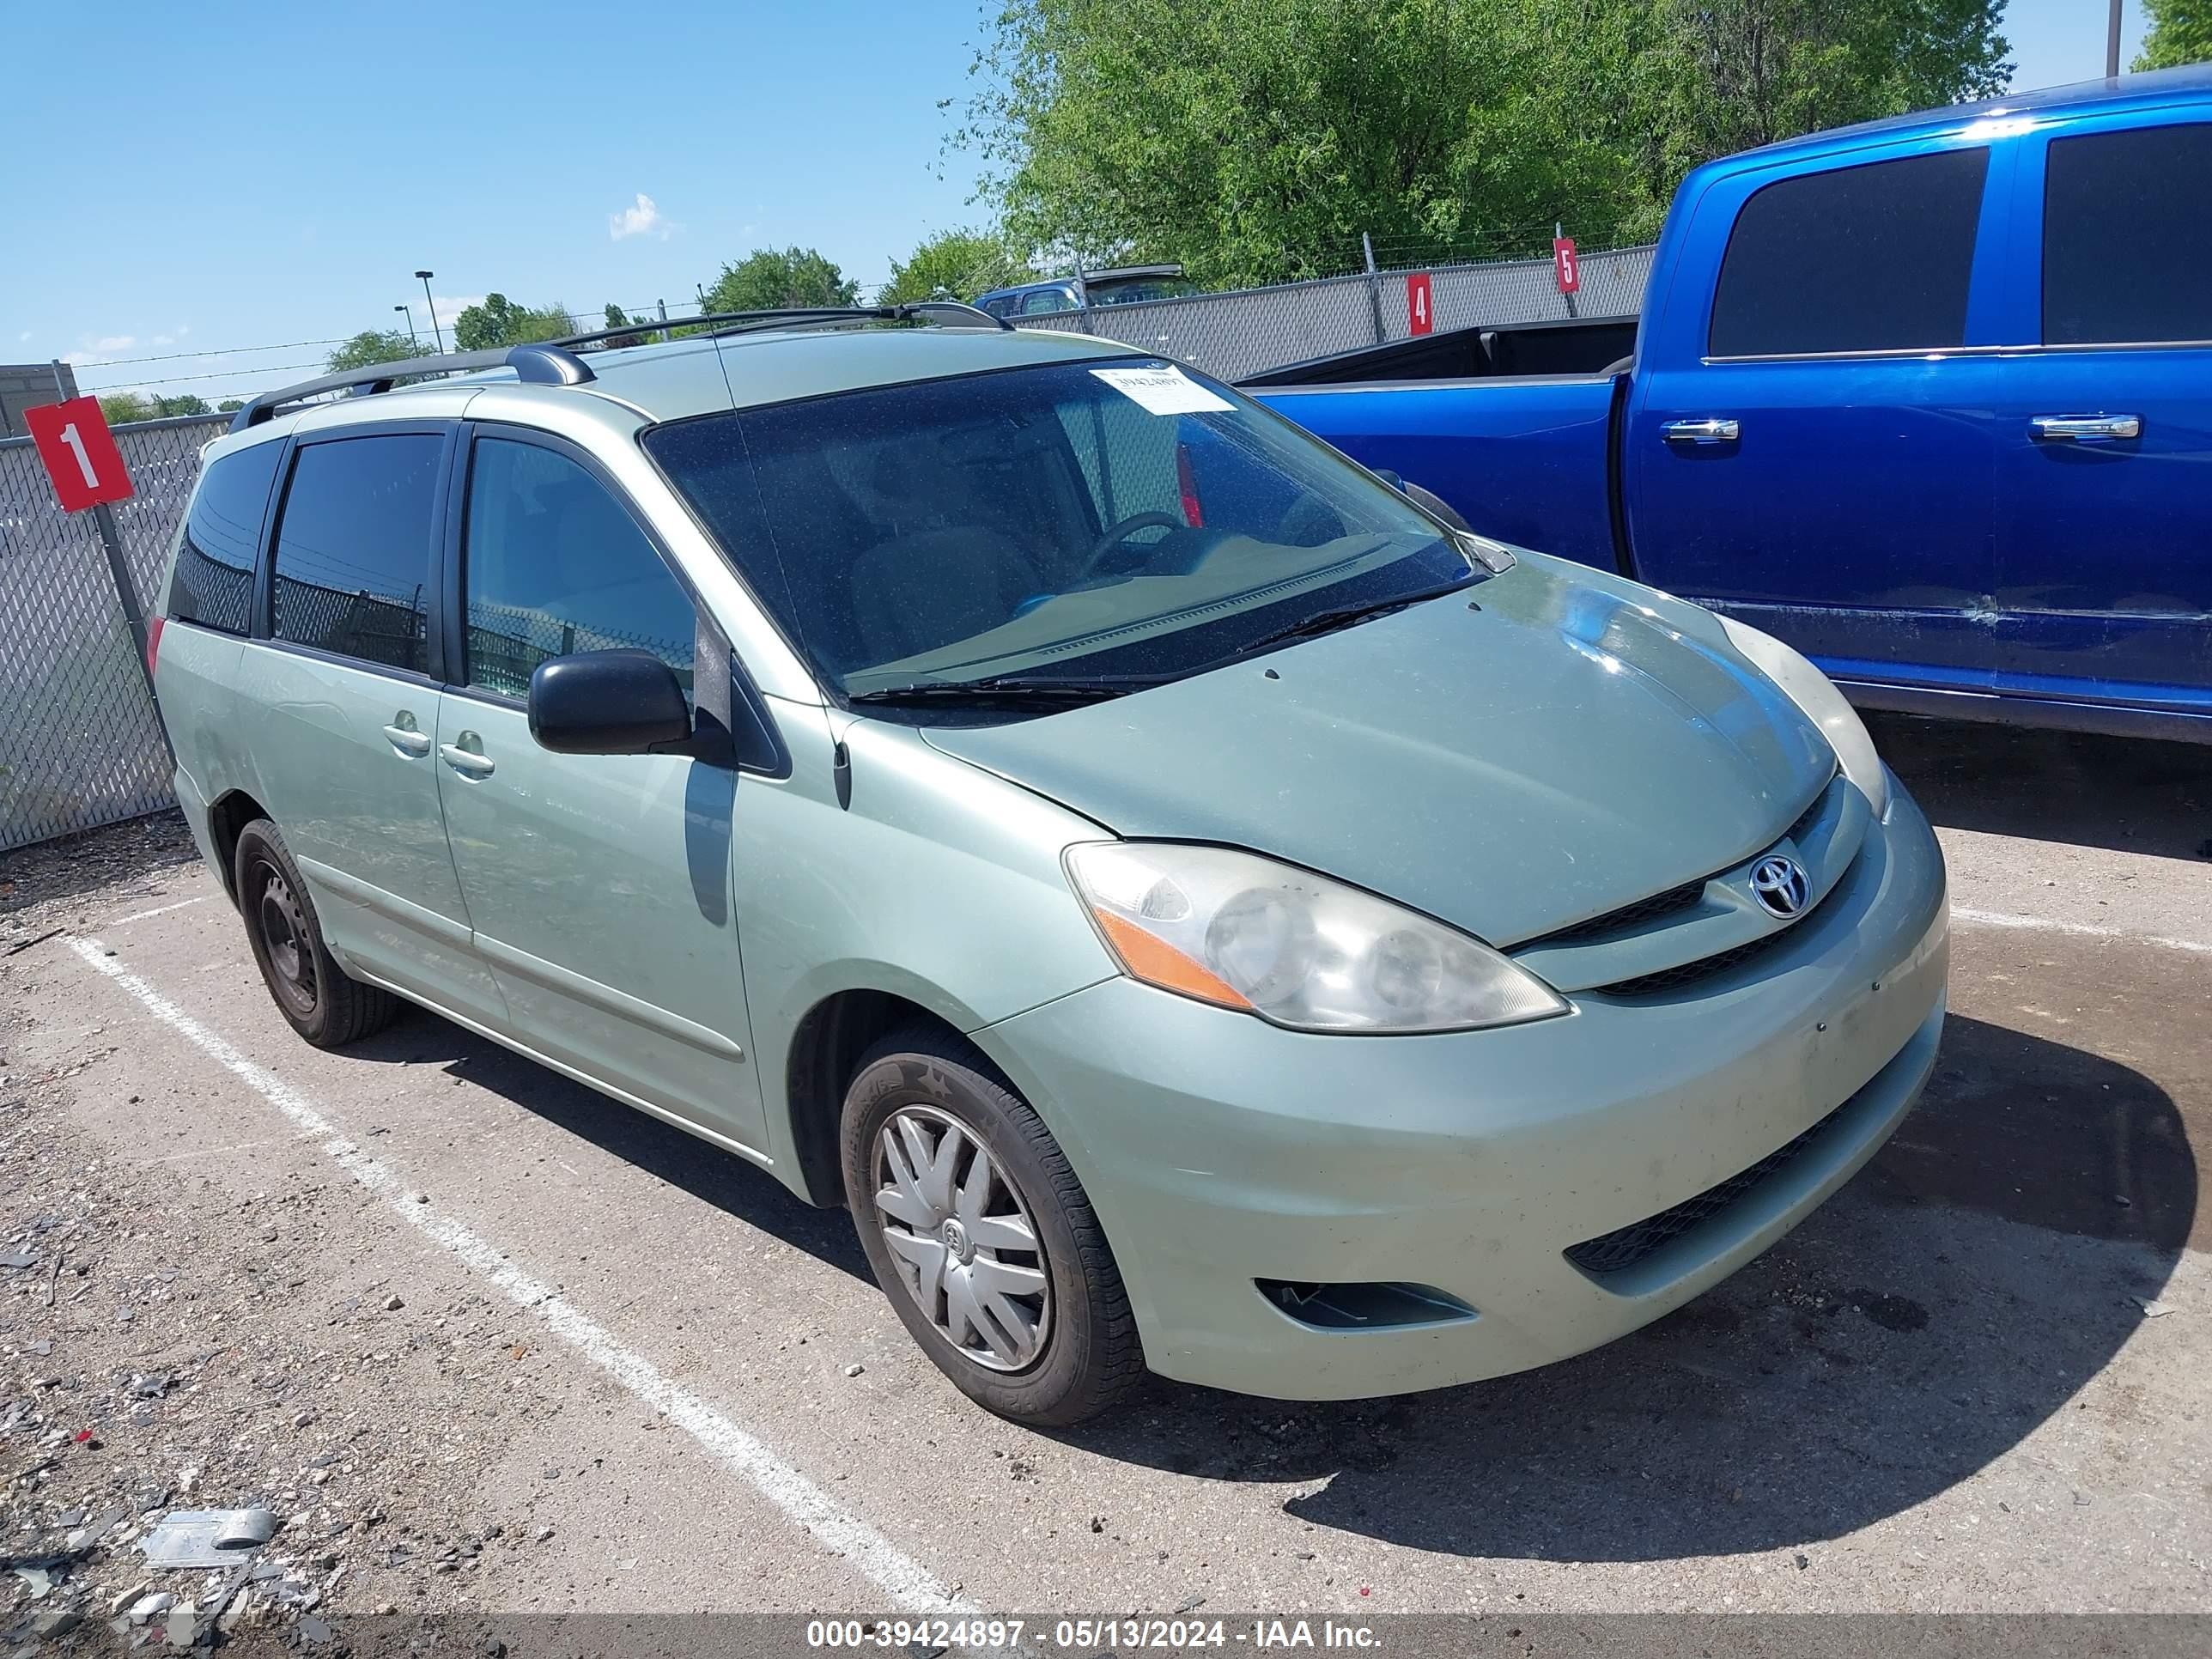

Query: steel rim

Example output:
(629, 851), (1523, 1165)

(252, 860), (317, 1018)
(871, 1105), (1051, 1373)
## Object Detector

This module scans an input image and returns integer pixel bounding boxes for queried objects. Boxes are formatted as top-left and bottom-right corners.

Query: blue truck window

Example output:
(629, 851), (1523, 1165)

(2044, 123), (2212, 346)
(1708, 148), (1989, 358)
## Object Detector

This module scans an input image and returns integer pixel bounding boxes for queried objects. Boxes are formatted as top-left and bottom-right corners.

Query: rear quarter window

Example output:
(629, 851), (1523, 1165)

(1708, 147), (1990, 358)
(167, 441), (282, 635)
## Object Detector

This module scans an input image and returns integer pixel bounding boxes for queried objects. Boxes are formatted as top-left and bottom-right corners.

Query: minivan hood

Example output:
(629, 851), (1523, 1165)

(918, 560), (1834, 946)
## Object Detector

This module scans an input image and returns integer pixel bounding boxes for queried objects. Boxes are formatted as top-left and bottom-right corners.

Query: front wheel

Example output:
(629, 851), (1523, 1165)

(840, 1030), (1143, 1425)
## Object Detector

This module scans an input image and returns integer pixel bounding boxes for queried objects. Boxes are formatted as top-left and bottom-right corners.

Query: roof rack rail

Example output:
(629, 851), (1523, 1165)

(228, 299), (1015, 434)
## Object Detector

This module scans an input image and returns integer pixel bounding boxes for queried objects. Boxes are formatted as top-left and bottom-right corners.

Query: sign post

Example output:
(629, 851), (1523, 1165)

(1553, 227), (1581, 319)
(1407, 270), (1434, 337)
(25, 378), (165, 738)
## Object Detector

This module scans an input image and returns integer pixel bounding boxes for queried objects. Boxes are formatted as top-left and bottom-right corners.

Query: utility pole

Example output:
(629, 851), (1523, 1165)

(1360, 231), (1386, 345)
(394, 304), (418, 350)
(415, 270), (445, 353)
(2106, 0), (2124, 78)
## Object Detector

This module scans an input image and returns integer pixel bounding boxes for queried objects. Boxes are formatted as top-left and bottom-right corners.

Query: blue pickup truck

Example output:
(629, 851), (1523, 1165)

(1248, 68), (2212, 744)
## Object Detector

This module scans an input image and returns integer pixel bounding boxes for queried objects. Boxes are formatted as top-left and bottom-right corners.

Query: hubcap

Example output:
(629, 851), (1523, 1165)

(872, 1106), (1050, 1372)
(254, 863), (317, 1016)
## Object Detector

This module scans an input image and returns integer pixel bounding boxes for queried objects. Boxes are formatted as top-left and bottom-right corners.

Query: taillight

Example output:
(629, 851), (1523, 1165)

(145, 616), (166, 678)
(1176, 443), (1204, 528)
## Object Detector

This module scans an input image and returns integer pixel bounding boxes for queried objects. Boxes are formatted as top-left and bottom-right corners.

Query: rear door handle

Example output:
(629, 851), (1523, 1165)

(381, 724), (431, 757)
(439, 744), (495, 779)
(1661, 418), (1740, 445)
(2031, 414), (2141, 442)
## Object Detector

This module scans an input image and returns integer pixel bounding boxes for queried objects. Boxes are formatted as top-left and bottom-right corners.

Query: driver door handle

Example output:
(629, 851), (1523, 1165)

(382, 724), (431, 757)
(2030, 414), (2141, 442)
(440, 744), (495, 779)
(1662, 418), (1741, 445)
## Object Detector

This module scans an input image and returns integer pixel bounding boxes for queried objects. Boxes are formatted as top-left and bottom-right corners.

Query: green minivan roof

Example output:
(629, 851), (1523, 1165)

(573, 324), (1150, 424)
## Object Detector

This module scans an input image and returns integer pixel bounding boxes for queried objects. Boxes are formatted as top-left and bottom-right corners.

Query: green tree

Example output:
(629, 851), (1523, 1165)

(452, 294), (577, 349)
(883, 228), (1035, 303)
(699, 247), (860, 313)
(216, 398), (246, 413)
(327, 328), (424, 372)
(150, 393), (210, 417)
(97, 392), (153, 424)
(955, 0), (2011, 285)
(599, 301), (653, 347)
(2136, 0), (2212, 69)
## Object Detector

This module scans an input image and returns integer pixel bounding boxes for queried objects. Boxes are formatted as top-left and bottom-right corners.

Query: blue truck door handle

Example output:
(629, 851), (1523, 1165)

(1661, 418), (1741, 445)
(2030, 414), (2142, 442)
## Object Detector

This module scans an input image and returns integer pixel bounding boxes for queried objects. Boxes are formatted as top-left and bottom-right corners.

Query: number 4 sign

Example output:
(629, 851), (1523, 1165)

(25, 396), (135, 512)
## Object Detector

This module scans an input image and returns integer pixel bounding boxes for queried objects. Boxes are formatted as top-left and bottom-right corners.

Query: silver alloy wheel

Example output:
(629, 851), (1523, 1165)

(872, 1105), (1051, 1372)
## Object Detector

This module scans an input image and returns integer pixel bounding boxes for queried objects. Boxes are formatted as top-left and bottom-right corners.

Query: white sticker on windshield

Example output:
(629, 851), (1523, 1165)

(1090, 365), (1235, 416)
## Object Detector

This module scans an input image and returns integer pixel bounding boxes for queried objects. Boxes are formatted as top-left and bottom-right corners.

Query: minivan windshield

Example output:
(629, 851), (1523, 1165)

(643, 358), (1480, 702)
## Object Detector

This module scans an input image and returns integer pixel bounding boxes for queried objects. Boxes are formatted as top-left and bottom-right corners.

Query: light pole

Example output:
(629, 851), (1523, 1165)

(2106, 0), (2124, 78)
(415, 270), (445, 353)
(394, 303), (418, 350)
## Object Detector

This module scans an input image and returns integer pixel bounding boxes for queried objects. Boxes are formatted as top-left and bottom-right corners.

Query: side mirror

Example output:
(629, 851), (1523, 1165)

(528, 650), (693, 756)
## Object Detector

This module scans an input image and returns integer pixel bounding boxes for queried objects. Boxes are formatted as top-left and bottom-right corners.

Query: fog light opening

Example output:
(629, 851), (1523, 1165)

(1257, 1279), (1477, 1331)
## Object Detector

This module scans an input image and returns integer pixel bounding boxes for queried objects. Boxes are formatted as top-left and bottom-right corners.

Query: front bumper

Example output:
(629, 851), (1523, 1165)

(977, 777), (1948, 1400)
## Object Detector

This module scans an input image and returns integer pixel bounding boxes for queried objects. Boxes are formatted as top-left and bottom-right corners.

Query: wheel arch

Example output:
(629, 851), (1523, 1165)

(204, 787), (272, 905)
(783, 988), (975, 1209)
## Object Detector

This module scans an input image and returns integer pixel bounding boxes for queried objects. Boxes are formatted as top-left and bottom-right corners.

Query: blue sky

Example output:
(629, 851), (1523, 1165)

(0, 1), (2151, 405)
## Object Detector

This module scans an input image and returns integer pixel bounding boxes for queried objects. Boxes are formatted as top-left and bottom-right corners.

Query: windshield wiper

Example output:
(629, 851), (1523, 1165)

(1234, 574), (1479, 656)
(847, 674), (1160, 706)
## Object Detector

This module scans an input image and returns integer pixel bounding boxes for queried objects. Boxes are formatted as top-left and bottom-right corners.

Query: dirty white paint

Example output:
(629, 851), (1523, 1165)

(1951, 905), (2212, 957)
(106, 896), (210, 927)
(64, 934), (973, 1619)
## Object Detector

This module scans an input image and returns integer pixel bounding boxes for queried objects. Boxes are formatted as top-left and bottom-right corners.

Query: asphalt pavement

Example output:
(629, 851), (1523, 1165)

(0, 712), (2205, 1637)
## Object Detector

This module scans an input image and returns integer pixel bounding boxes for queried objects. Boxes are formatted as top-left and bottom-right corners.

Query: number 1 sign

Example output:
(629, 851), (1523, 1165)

(25, 396), (135, 513)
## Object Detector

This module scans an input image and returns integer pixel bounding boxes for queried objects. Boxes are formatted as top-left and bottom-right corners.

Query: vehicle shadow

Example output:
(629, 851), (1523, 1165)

(1869, 711), (2212, 860)
(1054, 1012), (2194, 1561)
(343, 1018), (873, 1282)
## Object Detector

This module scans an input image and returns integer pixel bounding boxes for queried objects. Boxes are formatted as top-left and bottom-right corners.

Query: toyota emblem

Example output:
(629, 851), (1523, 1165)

(1750, 854), (1811, 920)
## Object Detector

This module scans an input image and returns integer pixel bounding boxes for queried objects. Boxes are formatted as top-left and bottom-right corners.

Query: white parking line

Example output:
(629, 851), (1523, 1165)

(106, 896), (210, 927)
(1950, 905), (2212, 957)
(64, 934), (972, 1618)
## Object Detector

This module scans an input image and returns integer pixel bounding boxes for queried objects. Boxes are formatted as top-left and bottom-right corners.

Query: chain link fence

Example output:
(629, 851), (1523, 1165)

(1, 413), (226, 851)
(1014, 244), (1656, 381)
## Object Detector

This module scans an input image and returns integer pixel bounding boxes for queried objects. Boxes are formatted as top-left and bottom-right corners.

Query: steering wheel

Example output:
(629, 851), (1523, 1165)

(1078, 511), (1186, 580)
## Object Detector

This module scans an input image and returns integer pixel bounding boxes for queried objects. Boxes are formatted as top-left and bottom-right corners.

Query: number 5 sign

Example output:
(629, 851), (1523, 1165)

(25, 396), (135, 512)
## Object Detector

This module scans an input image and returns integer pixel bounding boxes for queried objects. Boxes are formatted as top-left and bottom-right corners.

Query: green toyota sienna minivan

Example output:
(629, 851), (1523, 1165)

(149, 310), (1948, 1425)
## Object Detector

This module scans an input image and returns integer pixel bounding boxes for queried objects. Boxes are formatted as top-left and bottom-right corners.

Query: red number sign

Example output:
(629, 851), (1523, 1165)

(1407, 271), (1434, 337)
(1553, 236), (1581, 295)
(25, 397), (134, 512)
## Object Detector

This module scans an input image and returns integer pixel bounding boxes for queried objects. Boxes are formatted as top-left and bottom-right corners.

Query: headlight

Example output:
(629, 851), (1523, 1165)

(1064, 842), (1567, 1034)
(1717, 616), (1890, 821)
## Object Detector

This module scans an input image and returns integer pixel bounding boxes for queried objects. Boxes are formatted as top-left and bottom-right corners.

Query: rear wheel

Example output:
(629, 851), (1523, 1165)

(841, 1029), (1143, 1425)
(233, 819), (399, 1048)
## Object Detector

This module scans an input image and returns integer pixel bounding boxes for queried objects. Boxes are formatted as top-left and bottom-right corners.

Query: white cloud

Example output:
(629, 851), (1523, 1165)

(92, 334), (136, 353)
(608, 192), (676, 241)
(15, 331), (27, 343)
(153, 334), (175, 346)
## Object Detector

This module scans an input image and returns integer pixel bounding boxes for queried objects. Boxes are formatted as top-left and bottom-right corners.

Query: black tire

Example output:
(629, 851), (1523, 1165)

(840, 1028), (1143, 1426)
(232, 818), (400, 1048)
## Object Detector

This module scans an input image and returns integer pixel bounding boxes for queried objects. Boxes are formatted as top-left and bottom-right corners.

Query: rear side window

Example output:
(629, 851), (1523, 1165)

(270, 434), (443, 674)
(2044, 124), (2212, 345)
(1709, 149), (1990, 357)
(462, 438), (696, 699)
(168, 441), (281, 634)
